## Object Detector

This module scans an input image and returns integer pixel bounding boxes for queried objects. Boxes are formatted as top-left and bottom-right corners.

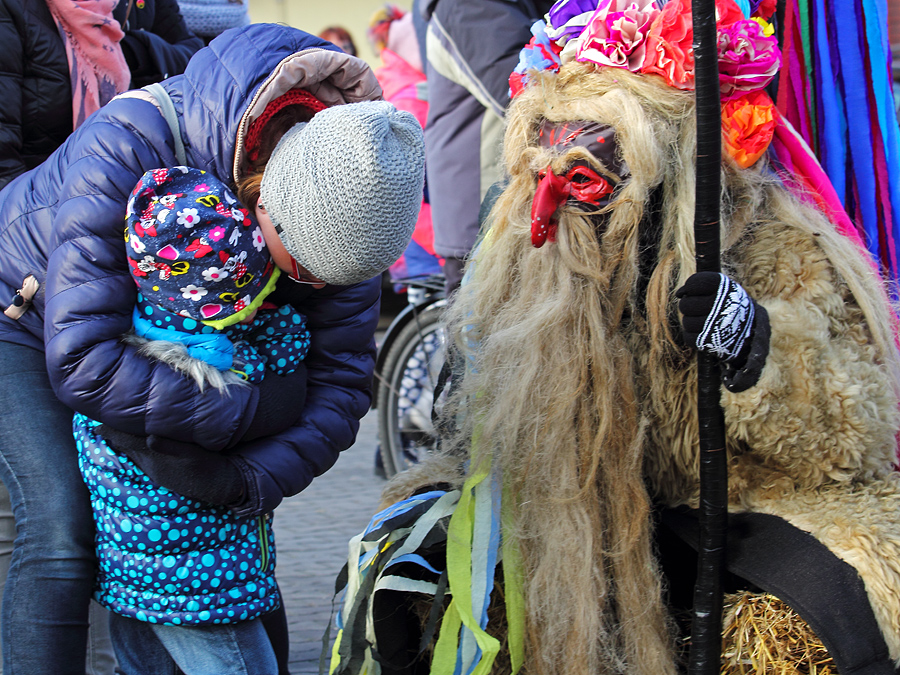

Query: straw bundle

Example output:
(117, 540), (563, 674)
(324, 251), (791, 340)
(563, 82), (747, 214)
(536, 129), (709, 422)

(720, 592), (836, 674)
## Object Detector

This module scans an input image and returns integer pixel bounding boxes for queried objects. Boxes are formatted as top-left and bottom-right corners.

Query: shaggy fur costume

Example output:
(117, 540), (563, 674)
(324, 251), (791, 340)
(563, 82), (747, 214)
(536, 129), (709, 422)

(385, 61), (900, 674)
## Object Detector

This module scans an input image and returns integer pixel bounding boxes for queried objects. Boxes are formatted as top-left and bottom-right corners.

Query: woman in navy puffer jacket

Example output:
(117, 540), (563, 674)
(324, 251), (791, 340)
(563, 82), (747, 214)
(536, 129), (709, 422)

(0, 23), (392, 674)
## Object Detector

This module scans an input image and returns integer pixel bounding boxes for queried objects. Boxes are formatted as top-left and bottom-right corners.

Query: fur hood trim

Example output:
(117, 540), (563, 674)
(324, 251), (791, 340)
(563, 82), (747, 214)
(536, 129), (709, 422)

(121, 331), (246, 394)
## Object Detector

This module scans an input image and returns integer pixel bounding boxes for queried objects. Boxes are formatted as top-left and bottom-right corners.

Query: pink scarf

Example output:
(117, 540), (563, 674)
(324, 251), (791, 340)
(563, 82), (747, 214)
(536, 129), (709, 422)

(46, 0), (131, 129)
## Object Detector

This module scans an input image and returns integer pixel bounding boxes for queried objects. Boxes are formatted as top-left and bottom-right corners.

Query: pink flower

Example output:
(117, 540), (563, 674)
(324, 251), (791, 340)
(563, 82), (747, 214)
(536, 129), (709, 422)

(208, 225), (227, 242)
(576, 0), (660, 72)
(640, 0), (745, 90)
(717, 19), (781, 101)
(640, 0), (694, 89)
(194, 183), (210, 192)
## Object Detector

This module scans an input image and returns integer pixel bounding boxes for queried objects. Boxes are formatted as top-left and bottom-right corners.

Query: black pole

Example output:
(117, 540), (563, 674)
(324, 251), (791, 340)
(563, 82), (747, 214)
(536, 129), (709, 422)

(688, 2), (728, 675)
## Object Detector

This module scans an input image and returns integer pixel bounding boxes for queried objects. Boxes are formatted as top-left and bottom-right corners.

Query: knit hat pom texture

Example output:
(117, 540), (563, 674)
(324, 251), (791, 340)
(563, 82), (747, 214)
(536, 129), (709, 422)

(260, 100), (425, 286)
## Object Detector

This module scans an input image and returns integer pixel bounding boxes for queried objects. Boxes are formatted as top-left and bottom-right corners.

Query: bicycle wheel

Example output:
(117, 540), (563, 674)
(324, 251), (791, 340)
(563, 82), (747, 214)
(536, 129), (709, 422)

(377, 304), (446, 478)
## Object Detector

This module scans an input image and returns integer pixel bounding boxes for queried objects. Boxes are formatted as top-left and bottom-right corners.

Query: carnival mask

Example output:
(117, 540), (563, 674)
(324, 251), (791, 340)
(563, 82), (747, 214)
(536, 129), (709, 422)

(531, 120), (630, 247)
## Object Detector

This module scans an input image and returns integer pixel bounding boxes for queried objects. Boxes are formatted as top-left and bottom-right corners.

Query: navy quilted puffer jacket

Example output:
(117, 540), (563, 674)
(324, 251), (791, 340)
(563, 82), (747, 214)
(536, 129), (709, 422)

(0, 23), (385, 516)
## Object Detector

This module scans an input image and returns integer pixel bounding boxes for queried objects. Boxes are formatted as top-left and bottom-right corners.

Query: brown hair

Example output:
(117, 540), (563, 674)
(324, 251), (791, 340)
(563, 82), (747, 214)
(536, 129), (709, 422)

(235, 104), (318, 209)
(235, 172), (263, 211)
(318, 26), (358, 56)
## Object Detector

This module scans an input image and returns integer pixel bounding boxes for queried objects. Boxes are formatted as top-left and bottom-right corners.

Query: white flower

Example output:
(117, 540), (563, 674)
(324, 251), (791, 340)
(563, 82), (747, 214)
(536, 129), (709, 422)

(180, 284), (208, 301)
(157, 208), (170, 224)
(177, 208), (200, 228)
(201, 267), (229, 282)
(129, 236), (146, 254)
(251, 226), (265, 252)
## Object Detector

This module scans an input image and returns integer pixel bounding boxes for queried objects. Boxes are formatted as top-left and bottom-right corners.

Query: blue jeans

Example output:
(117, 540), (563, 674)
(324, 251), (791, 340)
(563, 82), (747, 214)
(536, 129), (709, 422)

(0, 341), (98, 674)
(109, 612), (278, 675)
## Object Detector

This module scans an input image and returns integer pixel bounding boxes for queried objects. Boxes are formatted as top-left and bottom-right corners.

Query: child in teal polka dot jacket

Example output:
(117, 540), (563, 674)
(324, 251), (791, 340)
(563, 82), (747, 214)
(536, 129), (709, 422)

(73, 166), (311, 672)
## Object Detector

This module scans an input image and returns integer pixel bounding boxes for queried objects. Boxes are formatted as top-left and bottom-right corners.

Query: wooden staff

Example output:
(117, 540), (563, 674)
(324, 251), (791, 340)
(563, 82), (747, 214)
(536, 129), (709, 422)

(688, 1), (728, 674)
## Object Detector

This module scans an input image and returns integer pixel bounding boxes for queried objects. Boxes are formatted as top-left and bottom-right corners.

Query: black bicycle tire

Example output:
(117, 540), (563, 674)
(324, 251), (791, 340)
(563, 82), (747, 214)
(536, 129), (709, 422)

(376, 304), (445, 478)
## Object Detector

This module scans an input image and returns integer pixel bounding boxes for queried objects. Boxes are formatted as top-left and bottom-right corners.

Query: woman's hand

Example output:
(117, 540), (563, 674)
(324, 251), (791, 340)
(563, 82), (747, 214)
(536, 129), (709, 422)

(98, 426), (246, 507)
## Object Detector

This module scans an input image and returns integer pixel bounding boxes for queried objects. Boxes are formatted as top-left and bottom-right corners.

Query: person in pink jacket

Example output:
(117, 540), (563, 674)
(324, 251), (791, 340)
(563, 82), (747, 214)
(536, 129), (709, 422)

(369, 5), (442, 284)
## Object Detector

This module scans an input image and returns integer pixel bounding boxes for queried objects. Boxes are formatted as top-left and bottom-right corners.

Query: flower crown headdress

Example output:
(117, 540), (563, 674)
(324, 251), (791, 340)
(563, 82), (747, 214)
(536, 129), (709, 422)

(511, 0), (780, 169)
(510, 0), (892, 265)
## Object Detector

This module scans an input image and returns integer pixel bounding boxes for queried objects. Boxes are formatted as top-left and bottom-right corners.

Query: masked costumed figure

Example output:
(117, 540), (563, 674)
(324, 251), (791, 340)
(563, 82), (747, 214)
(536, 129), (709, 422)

(329, 1), (900, 674)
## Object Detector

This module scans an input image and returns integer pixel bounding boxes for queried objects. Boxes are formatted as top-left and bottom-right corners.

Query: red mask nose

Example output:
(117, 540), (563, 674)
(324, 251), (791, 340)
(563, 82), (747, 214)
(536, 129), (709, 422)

(530, 164), (616, 248)
(531, 166), (569, 248)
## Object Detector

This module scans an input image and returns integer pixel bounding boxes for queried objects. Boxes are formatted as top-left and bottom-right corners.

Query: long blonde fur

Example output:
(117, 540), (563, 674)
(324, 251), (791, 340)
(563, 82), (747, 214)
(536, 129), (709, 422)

(440, 64), (686, 675)
(427, 61), (900, 672)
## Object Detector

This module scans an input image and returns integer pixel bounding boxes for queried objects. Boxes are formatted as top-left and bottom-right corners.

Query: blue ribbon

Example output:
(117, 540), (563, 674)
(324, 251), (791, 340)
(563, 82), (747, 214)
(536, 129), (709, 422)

(862, 0), (900, 278)
(833, 0), (879, 253)
(813, 0), (846, 203)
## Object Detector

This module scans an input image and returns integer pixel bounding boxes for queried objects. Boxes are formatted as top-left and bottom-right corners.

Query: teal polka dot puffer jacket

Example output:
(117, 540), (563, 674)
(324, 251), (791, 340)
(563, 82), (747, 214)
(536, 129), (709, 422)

(76, 414), (278, 625)
(73, 305), (309, 625)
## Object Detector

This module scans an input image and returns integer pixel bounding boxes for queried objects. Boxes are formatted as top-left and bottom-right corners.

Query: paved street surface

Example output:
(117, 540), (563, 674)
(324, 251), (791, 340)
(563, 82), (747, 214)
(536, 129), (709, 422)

(276, 408), (385, 674)
(277, 294), (405, 674)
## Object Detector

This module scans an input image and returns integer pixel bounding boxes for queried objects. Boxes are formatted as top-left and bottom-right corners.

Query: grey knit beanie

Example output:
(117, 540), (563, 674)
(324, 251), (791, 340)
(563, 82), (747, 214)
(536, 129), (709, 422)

(260, 100), (425, 286)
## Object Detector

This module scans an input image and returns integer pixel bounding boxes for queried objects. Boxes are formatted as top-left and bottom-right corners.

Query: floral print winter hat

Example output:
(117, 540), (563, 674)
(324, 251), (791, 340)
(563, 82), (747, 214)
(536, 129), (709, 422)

(125, 166), (280, 329)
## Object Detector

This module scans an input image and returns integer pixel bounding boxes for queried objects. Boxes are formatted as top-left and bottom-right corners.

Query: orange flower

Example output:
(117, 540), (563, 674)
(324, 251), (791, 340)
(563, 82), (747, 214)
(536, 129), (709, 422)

(721, 90), (775, 168)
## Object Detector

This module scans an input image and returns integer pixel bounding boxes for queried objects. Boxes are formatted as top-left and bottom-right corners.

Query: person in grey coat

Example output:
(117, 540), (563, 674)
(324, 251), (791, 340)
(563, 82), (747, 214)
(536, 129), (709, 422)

(420, 0), (554, 295)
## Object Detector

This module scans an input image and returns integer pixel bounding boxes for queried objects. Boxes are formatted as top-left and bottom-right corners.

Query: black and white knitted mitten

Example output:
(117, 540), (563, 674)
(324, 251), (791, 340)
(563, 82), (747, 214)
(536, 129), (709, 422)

(676, 271), (770, 392)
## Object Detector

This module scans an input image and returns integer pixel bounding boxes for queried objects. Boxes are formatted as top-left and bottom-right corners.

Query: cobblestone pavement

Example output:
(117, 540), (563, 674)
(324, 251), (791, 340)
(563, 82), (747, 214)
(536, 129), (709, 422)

(275, 292), (407, 674)
(276, 407), (385, 675)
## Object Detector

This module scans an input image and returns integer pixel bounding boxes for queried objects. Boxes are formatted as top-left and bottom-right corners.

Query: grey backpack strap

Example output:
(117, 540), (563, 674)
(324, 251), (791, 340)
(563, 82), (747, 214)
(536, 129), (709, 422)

(142, 82), (187, 165)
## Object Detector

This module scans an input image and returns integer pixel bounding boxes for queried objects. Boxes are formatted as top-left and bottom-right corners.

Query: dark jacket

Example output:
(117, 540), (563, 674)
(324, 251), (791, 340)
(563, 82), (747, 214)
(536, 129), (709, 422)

(421, 0), (553, 259)
(76, 413), (280, 625)
(0, 0), (201, 191)
(0, 0), (72, 190)
(0, 24), (385, 516)
(113, 0), (203, 89)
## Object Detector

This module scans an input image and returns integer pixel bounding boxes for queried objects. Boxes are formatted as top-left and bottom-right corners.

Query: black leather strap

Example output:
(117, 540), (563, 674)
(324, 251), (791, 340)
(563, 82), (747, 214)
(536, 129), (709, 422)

(659, 507), (898, 675)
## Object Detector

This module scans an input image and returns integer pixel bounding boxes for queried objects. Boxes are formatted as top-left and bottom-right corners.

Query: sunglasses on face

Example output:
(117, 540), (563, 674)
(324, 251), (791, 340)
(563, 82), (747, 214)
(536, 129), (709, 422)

(289, 258), (325, 285)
